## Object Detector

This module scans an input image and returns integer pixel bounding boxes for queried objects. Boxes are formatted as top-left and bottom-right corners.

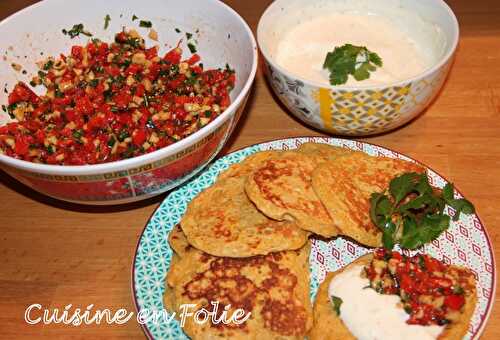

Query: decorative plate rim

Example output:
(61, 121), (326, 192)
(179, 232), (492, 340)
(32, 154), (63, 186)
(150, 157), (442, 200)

(131, 136), (496, 340)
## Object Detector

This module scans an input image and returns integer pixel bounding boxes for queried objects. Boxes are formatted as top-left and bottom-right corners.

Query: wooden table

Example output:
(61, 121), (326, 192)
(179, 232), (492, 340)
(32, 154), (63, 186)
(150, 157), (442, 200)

(0, 0), (498, 338)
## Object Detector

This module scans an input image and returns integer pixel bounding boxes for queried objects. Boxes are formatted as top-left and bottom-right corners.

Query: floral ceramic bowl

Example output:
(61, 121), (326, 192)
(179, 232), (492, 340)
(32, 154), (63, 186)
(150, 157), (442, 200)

(0, 0), (257, 204)
(257, 0), (459, 136)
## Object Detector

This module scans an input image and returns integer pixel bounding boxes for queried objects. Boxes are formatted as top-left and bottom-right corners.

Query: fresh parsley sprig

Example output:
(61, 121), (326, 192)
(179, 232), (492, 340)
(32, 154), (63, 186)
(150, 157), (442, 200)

(370, 172), (475, 250)
(323, 44), (382, 85)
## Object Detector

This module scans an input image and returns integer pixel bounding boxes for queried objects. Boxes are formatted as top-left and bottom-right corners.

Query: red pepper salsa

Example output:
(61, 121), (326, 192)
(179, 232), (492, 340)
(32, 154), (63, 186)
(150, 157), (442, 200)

(364, 248), (475, 326)
(0, 30), (235, 165)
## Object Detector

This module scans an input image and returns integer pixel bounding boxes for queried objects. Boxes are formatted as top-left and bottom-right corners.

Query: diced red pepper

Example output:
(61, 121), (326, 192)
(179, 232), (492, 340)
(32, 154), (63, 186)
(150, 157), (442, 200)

(75, 96), (94, 115)
(71, 45), (84, 60)
(113, 91), (132, 109)
(187, 54), (200, 65)
(8, 82), (39, 105)
(114, 32), (128, 43)
(132, 128), (147, 146)
(444, 294), (465, 310)
(135, 84), (145, 97)
(126, 63), (143, 75)
(87, 43), (97, 56)
(14, 135), (29, 156)
(164, 47), (182, 64)
(145, 46), (158, 60)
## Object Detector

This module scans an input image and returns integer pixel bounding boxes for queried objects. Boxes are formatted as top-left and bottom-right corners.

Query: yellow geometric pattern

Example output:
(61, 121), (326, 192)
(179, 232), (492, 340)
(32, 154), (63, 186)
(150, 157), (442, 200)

(316, 85), (411, 135)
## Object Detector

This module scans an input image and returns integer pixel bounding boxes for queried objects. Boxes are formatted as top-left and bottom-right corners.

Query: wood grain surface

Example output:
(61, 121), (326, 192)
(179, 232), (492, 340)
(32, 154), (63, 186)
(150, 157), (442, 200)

(0, 0), (498, 338)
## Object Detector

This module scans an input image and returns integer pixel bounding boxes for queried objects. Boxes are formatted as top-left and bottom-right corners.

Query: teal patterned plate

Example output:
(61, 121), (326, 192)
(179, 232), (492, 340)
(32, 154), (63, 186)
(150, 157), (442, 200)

(133, 137), (495, 339)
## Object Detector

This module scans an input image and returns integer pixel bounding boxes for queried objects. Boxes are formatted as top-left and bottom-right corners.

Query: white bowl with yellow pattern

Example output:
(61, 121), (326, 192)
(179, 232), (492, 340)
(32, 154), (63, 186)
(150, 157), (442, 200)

(257, 0), (459, 136)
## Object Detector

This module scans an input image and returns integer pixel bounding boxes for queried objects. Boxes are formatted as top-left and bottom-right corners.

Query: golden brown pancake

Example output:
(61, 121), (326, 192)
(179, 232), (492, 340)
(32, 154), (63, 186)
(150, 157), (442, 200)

(296, 142), (356, 165)
(180, 153), (309, 257)
(312, 152), (426, 246)
(164, 228), (313, 340)
(310, 254), (477, 340)
(245, 151), (338, 238)
(217, 150), (282, 180)
(168, 224), (193, 258)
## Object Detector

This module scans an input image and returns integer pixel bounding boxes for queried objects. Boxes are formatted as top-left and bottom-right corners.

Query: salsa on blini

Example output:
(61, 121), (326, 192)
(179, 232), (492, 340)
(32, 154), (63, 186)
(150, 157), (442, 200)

(364, 248), (475, 326)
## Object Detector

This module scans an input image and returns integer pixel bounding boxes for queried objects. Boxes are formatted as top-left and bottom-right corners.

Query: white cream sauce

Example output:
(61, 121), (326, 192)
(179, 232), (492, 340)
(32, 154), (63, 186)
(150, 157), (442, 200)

(328, 265), (444, 340)
(275, 13), (432, 86)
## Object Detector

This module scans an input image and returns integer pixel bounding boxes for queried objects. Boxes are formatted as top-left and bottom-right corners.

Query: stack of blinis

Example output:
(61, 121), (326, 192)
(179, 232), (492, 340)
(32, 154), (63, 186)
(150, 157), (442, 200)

(163, 142), (476, 340)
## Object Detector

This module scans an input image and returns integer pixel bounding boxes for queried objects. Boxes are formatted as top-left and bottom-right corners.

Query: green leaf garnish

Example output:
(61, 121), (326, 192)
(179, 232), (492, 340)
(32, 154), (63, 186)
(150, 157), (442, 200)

(104, 14), (111, 29)
(369, 193), (392, 228)
(390, 172), (420, 204)
(442, 183), (475, 220)
(132, 14), (139, 21)
(323, 44), (382, 85)
(330, 295), (343, 316)
(370, 172), (475, 250)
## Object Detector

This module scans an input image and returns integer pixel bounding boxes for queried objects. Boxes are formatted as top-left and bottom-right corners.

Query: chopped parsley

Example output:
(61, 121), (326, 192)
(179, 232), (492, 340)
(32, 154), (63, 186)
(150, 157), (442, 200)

(124, 37), (142, 48)
(46, 145), (55, 155)
(72, 129), (83, 139)
(187, 42), (197, 54)
(132, 14), (139, 21)
(133, 73), (143, 82)
(186, 32), (193, 39)
(37, 70), (47, 79)
(89, 79), (99, 87)
(175, 28), (181, 33)
(225, 63), (235, 74)
(107, 136), (116, 147)
(117, 130), (130, 141)
(6, 103), (17, 119)
(104, 14), (111, 30)
(43, 60), (54, 70)
(139, 20), (152, 28)
(330, 295), (343, 316)
(323, 44), (382, 85)
(62, 23), (93, 39)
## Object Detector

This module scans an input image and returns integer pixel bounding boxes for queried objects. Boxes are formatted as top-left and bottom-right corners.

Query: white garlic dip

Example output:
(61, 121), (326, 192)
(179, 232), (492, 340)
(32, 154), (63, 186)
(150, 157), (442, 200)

(328, 265), (444, 340)
(261, 0), (447, 87)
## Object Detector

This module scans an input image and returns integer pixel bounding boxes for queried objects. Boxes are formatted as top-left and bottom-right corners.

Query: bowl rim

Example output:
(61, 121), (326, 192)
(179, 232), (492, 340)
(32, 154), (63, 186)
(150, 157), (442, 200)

(257, 0), (459, 90)
(0, 0), (258, 175)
